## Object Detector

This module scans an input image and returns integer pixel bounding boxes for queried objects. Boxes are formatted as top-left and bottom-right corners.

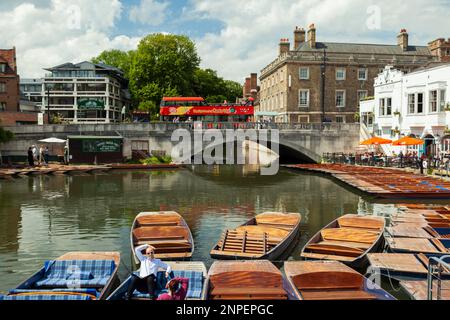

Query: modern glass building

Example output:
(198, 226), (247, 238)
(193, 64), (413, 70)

(42, 61), (130, 123)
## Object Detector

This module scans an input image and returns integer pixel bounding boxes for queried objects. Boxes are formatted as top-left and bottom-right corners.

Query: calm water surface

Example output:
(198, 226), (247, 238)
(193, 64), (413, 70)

(0, 166), (401, 293)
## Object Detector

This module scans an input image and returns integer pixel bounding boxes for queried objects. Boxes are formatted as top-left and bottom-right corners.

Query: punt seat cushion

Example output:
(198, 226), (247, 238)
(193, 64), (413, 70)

(35, 260), (115, 288)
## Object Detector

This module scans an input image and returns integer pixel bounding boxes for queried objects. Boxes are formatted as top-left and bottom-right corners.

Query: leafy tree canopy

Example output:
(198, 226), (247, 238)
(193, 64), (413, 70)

(91, 49), (134, 78)
(92, 33), (243, 118)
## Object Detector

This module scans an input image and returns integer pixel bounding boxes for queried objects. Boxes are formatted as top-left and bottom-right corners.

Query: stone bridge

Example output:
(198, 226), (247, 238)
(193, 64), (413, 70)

(0, 122), (360, 163)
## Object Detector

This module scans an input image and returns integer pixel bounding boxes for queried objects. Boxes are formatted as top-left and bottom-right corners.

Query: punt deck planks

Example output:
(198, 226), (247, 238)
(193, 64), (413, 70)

(400, 280), (450, 300)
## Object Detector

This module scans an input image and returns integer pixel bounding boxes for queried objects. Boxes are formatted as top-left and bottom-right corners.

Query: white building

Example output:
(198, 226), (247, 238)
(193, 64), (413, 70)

(361, 64), (450, 156)
(42, 62), (130, 123)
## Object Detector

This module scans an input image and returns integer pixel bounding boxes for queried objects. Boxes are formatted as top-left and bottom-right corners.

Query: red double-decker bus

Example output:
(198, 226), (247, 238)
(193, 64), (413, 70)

(160, 97), (254, 122)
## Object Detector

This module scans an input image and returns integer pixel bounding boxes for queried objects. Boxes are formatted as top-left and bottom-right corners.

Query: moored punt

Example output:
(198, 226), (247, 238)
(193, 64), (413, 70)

(397, 204), (450, 211)
(387, 224), (450, 239)
(210, 212), (301, 260)
(131, 211), (194, 264)
(109, 163), (180, 170)
(367, 253), (450, 281)
(400, 280), (450, 300)
(300, 214), (385, 269)
(107, 261), (208, 300)
(386, 237), (450, 255)
(0, 252), (120, 300)
(286, 164), (450, 199)
(390, 214), (450, 229)
(284, 260), (395, 300)
(207, 260), (296, 300)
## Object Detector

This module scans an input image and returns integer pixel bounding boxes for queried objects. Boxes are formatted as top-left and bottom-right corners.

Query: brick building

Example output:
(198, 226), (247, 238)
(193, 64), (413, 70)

(0, 48), (39, 125)
(259, 25), (449, 124)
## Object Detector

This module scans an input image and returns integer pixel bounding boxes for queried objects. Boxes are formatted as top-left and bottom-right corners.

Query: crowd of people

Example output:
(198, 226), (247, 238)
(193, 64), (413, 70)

(325, 151), (450, 175)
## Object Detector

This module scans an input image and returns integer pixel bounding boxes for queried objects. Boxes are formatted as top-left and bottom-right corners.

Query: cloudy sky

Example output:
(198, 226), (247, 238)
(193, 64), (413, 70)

(1, 0), (449, 82)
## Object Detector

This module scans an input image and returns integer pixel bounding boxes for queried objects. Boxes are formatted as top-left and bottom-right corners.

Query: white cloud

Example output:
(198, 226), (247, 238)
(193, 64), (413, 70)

(129, 0), (169, 26)
(0, 0), (140, 78)
(188, 0), (450, 82)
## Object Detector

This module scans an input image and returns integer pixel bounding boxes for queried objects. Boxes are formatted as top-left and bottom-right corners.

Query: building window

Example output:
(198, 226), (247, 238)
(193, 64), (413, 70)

(336, 90), (345, 108)
(430, 90), (438, 113)
(336, 115), (345, 123)
(0, 102), (6, 111)
(336, 68), (346, 81)
(358, 90), (368, 103)
(358, 68), (368, 80)
(386, 98), (392, 115)
(408, 94), (415, 114)
(0, 64), (5, 73)
(298, 89), (309, 107)
(417, 93), (424, 113)
(440, 89), (446, 112)
(45, 83), (74, 91)
(379, 98), (386, 116)
(298, 116), (309, 123)
(299, 67), (309, 80)
(408, 93), (424, 114)
(0, 83), (6, 93)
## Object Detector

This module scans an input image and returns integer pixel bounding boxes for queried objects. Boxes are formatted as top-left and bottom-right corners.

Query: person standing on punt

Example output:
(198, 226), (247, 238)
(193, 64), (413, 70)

(157, 277), (189, 301)
(125, 244), (172, 300)
(27, 147), (34, 167)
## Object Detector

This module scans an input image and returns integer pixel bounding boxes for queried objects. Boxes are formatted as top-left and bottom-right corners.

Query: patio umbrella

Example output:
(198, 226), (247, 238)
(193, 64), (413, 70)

(360, 137), (393, 145)
(38, 138), (67, 160)
(38, 138), (66, 143)
(392, 136), (424, 146)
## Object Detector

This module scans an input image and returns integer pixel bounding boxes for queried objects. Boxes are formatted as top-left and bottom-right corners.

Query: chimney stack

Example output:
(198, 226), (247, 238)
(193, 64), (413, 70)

(243, 77), (251, 97)
(397, 29), (409, 51)
(294, 26), (306, 49)
(307, 24), (316, 48)
(279, 38), (290, 56)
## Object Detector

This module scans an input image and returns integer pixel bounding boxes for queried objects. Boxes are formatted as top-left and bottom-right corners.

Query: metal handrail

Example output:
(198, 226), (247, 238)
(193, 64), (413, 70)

(427, 255), (450, 300)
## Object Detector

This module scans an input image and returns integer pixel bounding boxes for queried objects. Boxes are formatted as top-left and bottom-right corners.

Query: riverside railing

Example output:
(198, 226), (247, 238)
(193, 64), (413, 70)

(322, 152), (450, 172)
(5, 122), (359, 133)
(427, 256), (450, 300)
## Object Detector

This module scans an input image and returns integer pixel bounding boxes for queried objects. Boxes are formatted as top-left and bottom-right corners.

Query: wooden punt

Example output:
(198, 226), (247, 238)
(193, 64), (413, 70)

(131, 211), (194, 264)
(207, 260), (296, 300)
(397, 204), (450, 211)
(387, 225), (450, 239)
(210, 212), (301, 260)
(300, 214), (385, 269)
(284, 260), (395, 300)
(400, 280), (450, 300)
(386, 237), (450, 255)
(107, 261), (208, 300)
(0, 252), (120, 300)
(367, 253), (450, 281)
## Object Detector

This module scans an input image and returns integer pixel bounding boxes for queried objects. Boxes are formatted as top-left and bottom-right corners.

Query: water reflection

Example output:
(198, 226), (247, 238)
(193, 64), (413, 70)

(0, 166), (397, 292)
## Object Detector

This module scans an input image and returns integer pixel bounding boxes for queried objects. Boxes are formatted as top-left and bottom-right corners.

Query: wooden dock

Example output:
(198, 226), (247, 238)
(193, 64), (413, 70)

(286, 164), (450, 199)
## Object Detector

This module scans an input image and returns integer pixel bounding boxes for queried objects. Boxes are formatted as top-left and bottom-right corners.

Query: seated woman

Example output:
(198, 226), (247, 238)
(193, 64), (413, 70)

(125, 244), (172, 300)
(157, 277), (189, 300)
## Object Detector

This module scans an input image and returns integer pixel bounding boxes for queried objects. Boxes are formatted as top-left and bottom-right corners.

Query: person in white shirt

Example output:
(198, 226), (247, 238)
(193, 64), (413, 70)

(125, 244), (172, 300)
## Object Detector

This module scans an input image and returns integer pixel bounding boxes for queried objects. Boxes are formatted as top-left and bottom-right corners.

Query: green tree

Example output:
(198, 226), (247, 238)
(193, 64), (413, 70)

(129, 33), (200, 115)
(91, 49), (134, 77)
(222, 80), (243, 102)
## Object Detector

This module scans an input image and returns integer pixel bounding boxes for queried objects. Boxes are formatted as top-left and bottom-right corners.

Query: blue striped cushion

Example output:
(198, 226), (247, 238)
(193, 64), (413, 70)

(0, 294), (92, 301)
(8, 288), (100, 298)
(35, 260), (115, 288)
(173, 270), (203, 299)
